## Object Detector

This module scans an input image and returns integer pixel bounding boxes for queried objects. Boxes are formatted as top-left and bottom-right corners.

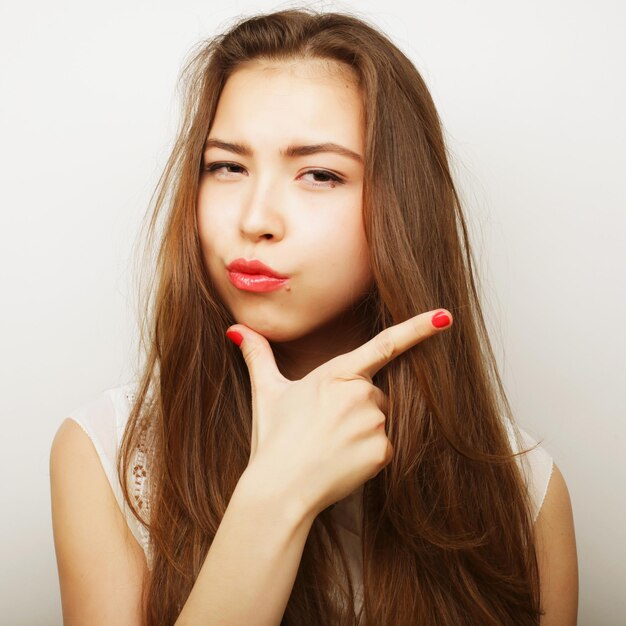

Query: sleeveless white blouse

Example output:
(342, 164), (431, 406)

(66, 382), (554, 618)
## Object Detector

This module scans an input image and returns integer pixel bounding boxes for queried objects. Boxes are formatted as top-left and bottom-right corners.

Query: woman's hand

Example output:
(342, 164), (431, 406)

(226, 309), (453, 518)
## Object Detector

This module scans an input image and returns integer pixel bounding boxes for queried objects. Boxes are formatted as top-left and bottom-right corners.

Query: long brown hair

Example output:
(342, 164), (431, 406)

(119, 7), (543, 624)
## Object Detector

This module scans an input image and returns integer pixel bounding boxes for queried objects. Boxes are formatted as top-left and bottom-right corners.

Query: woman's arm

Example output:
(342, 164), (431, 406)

(534, 463), (579, 625)
(51, 418), (316, 626)
(174, 465), (315, 625)
(50, 418), (149, 625)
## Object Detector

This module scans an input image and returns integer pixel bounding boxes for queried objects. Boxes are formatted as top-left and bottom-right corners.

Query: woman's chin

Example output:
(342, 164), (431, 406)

(231, 306), (360, 346)
(231, 317), (311, 344)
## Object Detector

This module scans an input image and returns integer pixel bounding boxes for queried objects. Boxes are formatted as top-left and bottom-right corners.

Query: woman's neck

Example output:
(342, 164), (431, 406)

(270, 306), (374, 381)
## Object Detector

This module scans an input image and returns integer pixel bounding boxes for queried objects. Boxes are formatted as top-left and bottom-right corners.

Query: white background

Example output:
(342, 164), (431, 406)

(1, 0), (624, 623)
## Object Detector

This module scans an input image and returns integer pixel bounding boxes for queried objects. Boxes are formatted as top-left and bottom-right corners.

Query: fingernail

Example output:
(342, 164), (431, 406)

(226, 329), (243, 346)
(431, 311), (451, 328)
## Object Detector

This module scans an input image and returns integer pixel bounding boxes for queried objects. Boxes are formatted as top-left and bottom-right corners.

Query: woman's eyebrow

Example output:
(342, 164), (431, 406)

(203, 138), (363, 163)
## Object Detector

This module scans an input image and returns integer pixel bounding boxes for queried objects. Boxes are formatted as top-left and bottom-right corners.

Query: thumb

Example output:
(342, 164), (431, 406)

(226, 325), (284, 390)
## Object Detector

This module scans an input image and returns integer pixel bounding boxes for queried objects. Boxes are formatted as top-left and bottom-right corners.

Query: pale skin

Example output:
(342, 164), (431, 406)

(196, 58), (375, 380)
(50, 58), (578, 624)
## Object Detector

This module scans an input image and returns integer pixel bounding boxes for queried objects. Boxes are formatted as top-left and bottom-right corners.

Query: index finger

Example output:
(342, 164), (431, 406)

(332, 309), (453, 379)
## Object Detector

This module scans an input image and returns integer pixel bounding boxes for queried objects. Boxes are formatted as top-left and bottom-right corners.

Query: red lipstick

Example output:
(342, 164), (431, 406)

(226, 258), (289, 293)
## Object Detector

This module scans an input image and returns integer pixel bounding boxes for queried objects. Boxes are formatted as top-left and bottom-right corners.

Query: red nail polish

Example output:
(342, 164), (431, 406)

(226, 330), (243, 346)
(431, 311), (451, 328)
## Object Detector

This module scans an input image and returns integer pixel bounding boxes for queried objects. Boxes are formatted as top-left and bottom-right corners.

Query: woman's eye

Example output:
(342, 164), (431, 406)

(301, 170), (344, 188)
(203, 162), (245, 176)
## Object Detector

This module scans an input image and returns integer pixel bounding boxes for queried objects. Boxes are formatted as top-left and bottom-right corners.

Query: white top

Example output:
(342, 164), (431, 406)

(67, 383), (152, 566)
(67, 383), (554, 616)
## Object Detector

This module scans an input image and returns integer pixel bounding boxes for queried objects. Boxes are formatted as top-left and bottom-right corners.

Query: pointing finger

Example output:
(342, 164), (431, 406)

(331, 309), (452, 380)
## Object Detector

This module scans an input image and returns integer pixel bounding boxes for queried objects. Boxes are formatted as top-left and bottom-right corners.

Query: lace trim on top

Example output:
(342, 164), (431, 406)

(125, 387), (154, 570)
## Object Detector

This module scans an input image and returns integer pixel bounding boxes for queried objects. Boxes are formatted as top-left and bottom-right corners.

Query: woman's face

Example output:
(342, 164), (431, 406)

(197, 58), (372, 344)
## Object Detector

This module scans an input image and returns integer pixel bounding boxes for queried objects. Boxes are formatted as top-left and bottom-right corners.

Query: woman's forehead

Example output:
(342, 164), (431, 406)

(210, 60), (364, 153)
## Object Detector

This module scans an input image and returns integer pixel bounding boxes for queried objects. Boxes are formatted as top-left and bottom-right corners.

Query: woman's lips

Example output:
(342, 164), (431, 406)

(227, 270), (289, 293)
(226, 258), (290, 292)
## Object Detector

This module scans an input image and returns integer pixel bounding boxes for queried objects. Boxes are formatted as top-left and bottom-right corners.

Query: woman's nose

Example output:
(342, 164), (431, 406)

(238, 180), (285, 242)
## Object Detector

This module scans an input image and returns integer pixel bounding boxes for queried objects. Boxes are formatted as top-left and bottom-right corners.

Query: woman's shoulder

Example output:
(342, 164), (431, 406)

(50, 386), (151, 616)
(503, 419), (555, 523)
(60, 380), (152, 565)
(65, 382), (139, 458)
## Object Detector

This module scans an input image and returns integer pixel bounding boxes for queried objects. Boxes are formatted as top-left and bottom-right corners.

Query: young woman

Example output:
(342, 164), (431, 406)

(50, 8), (578, 625)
